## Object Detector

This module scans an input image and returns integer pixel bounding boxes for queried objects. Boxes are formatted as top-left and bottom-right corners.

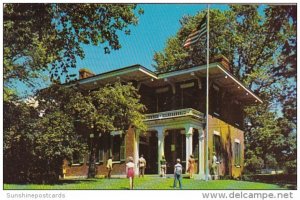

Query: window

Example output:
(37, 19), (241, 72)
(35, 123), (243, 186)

(234, 142), (241, 166)
(72, 151), (84, 165)
(213, 134), (222, 160)
(95, 148), (104, 163)
(110, 134), (125, 161)
(156, 87), (172, 112)
(180, 81), (198, 110)
(232, 100), (242, 127)
(120, 136), (126, 161)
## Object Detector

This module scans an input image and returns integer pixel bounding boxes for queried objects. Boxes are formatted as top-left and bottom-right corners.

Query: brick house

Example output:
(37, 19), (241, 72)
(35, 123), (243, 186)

(63, 56), (262, 179)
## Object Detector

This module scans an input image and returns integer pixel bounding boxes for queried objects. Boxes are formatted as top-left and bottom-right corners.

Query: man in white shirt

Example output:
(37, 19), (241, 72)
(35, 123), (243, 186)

(173, 158), (183, 189)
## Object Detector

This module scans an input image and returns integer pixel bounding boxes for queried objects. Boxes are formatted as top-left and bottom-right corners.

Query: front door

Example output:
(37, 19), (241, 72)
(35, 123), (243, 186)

(139, 132), (158, 174)
(164, 129), (186, 174)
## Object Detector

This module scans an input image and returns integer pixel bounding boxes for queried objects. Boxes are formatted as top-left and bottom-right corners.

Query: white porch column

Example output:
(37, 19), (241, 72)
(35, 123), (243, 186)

(156, 127), (165, 174)
(134, 131), (140, 175)
(185, 125), (193, 172)
(198, 128), (205, 179)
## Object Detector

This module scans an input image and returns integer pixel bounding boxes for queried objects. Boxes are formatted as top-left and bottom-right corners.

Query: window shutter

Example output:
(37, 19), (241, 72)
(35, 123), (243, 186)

(238, 143), (241, 166)
(69, 157), (73, 166)
(80, 154), (84, 164)
(86, 154), (90, 164)
(99, 149), (104, 162)
(234, 142), (241, 166)
(120, 135), (126, 161)
(234, 143), (237, 166)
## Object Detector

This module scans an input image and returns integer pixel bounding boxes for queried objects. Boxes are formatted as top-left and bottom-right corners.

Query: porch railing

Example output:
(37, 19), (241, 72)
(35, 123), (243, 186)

(144, 108), (204, 121)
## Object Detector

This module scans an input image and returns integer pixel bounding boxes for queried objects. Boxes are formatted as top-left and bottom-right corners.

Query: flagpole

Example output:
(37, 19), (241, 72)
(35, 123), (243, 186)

(205, 4), (210, 181)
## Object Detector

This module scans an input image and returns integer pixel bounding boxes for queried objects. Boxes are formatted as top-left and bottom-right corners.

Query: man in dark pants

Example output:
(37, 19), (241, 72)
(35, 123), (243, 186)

(138, 154), (146, 177)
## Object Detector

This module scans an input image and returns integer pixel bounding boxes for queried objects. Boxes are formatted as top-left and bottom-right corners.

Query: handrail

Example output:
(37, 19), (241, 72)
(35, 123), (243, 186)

(144, 108), (204, 121)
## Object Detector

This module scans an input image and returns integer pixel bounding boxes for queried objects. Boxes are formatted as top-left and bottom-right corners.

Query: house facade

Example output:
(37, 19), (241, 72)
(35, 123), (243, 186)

(63, 56), (262, 179)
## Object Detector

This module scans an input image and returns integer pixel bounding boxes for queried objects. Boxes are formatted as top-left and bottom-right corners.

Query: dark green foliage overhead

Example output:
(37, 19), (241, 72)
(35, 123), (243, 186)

(3, 3), (143, 99)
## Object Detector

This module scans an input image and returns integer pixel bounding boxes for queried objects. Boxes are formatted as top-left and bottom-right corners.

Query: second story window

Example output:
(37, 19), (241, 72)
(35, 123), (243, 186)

(180, 81), (198, 109)
(232, 100), (242, 127)
(156, 87), (171, 112)
(211, 84), (221, 115)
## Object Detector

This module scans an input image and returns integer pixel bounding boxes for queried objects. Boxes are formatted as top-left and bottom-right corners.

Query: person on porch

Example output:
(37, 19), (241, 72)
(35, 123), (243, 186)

(160, 155), (167, 178)
(212, 152), (219, 179)
(187, 154), (195, 179)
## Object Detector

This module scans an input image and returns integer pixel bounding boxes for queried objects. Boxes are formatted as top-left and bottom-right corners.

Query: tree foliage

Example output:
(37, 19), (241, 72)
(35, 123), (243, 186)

(37, 82), (147, 134)
(3, 101), (38, 183)
(3, 3), (143, 98)
(4, 81), (146, 183)
(153, 5), (296, 173)
(3, 3), (146, 183)
(3, 99), (87, 183)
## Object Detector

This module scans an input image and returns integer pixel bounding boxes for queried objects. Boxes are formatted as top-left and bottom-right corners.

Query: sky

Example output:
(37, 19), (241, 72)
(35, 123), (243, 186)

(15, 4), (232, 97)
(13, 3), (269, 97)
(71, 4), (230, 76)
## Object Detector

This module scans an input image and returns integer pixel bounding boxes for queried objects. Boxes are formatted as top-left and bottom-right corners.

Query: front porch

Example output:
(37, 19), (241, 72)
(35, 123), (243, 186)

(134, 108), (206, 179)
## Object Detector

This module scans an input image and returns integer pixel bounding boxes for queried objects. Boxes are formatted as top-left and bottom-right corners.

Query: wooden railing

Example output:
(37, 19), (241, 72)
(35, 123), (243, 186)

(144, 108), (204, 121)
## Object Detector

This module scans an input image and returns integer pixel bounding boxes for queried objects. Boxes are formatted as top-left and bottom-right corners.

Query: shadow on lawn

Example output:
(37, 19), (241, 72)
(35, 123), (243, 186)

(277, 183), (297, 190)
(243, 174), (297, 190)
(54, 179), (99, 185)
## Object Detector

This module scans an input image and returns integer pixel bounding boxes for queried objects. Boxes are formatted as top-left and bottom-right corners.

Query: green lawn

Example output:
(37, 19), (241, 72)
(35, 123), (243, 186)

(4, 176), (288, 190)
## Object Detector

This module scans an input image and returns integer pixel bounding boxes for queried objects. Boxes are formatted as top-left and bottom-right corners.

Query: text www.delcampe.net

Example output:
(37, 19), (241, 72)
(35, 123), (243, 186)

(201, 191), (294, 200)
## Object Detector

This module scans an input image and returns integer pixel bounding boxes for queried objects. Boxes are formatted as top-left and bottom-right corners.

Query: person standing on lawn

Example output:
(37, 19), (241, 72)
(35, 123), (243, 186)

(126, 156), (135, 190)
(138, 154), (146, 177)
(106, 156), (113, 179)
(173, 158), (183, 189)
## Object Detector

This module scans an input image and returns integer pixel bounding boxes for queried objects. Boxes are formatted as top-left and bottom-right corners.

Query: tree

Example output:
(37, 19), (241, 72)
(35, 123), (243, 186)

(244, 151), (264, 174)
(3, 93), (87, 183)
(65, 82), (147, 177)
(4, 81), (147, 183)
(152, 5), (296, 173)
(153, 9), (235, 72)
(3, 3), (143, 99)
(264, 5), (296, 128)
(3, 101), (38, 183)
(29, 111), (87, 183)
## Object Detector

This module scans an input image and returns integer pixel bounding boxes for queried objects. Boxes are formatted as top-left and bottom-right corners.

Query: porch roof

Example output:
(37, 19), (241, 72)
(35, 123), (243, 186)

(71, 63), (262, 105)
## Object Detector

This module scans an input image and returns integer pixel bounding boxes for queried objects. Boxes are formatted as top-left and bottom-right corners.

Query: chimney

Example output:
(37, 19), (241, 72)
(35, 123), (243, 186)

(79, 68), (95, 79)
(212, 55), (231, 72)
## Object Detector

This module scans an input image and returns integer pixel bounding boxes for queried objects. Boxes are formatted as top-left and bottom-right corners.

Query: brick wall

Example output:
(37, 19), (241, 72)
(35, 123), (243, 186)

(63, 125), (136, 178)
(206, 115), (244, 178)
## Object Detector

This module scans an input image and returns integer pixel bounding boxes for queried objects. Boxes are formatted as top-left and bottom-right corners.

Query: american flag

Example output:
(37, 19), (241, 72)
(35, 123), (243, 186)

(183, 14), (207, 49)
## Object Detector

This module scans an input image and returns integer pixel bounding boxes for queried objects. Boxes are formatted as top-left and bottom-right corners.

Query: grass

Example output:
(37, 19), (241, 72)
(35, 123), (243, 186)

(4, 176), (289, 190)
